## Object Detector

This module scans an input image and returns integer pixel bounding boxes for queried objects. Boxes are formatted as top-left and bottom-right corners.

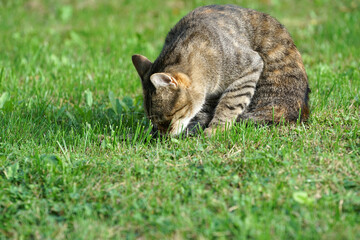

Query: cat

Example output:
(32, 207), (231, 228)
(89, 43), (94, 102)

(132, 4), (310, 136)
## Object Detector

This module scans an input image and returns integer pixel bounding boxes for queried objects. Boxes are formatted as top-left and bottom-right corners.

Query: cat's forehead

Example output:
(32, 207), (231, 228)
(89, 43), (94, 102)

(147, 87), (184, 116)
(151, 88), (176, 108)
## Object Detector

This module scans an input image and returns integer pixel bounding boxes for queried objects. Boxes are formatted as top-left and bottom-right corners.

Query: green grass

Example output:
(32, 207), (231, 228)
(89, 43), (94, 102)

(0, 0), (359, 239)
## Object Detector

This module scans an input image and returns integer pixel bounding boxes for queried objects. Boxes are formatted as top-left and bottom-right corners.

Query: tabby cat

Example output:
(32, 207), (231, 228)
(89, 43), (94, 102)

(132, 5), (310, 136)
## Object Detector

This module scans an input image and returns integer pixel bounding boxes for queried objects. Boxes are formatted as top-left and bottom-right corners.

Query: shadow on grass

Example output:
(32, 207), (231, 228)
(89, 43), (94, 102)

(0, 96), (153, 147)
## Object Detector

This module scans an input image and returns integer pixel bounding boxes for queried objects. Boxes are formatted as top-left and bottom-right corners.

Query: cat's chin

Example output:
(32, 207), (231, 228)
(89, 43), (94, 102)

(169, 116), (193, 136)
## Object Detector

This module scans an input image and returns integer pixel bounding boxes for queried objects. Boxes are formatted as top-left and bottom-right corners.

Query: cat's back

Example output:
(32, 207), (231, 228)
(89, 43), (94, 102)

(156, 5), (294, 72)
(164, 5), (253, 48)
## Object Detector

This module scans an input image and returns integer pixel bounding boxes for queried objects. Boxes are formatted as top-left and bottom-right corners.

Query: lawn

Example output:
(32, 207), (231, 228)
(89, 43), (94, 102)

(0, 0), (359, 239)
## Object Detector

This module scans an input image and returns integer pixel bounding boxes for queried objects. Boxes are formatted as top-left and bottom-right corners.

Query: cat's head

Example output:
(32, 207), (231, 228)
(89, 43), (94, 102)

(132, 54), (200, 135)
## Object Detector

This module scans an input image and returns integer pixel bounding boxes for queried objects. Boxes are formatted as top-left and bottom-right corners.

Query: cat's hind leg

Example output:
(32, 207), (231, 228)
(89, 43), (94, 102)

(237, 98), (310, 125)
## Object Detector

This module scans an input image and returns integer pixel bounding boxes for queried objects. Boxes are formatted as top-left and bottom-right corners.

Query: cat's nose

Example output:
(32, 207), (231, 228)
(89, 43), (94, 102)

(150, 124), (165, 136)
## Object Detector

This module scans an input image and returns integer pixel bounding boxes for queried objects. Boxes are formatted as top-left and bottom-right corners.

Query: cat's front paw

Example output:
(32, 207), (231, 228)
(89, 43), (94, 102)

(203, 125), (226, 137)
(203, 127), (214, 137)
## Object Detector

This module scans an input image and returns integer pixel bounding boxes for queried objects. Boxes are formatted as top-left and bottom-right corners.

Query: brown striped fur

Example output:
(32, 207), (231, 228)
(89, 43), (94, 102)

(132, 5), (310, 136)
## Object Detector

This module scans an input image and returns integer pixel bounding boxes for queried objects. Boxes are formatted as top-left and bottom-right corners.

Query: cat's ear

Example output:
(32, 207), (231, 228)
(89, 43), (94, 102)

(150, 73), (178, 88)
(132, 54), (152, 79)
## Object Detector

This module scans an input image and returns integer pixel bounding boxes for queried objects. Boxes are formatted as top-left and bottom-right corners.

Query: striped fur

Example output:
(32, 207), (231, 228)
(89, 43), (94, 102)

(132, 5), (310, 136)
